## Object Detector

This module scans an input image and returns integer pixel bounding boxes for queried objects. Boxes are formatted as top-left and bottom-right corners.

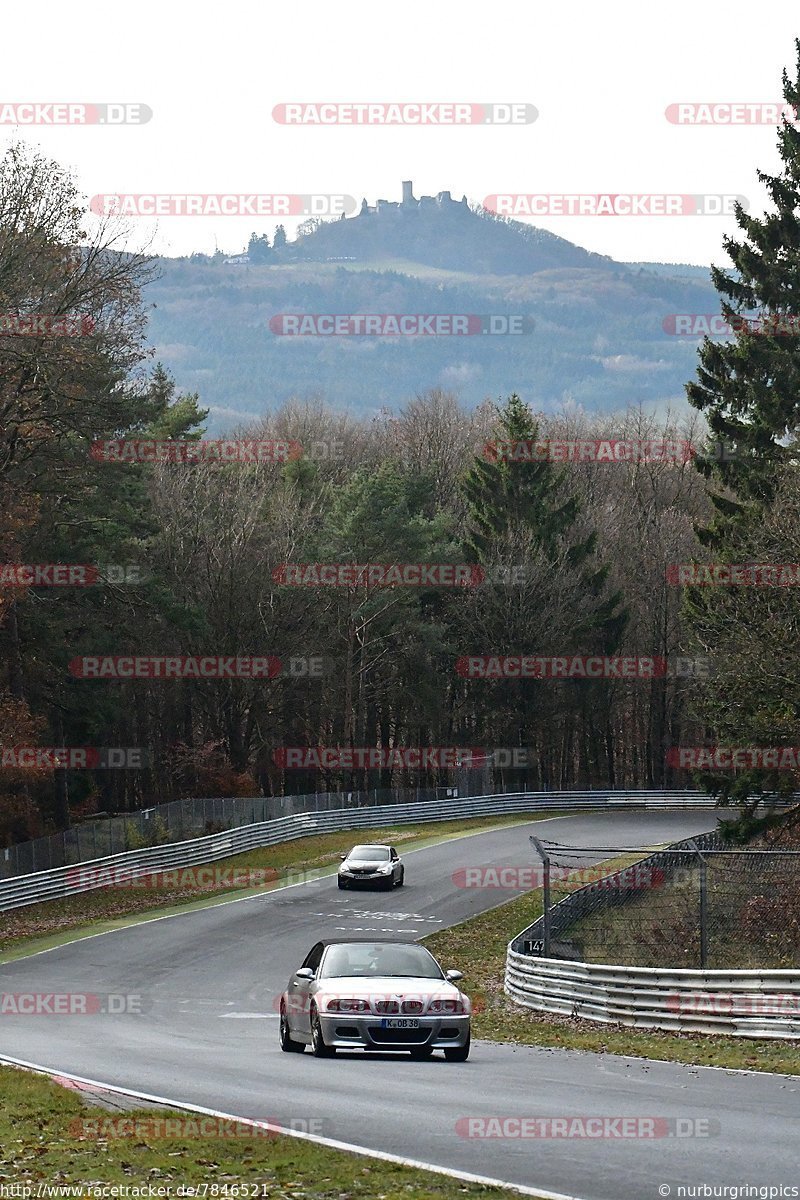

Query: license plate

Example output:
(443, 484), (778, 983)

(381, 1018), (420, 1029)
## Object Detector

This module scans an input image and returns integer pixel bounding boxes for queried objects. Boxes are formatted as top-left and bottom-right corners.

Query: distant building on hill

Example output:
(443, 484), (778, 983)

(358, 180), (469, 217)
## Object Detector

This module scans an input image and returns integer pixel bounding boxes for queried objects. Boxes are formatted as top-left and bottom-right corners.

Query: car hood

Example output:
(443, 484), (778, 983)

(341, 859), (390, 868)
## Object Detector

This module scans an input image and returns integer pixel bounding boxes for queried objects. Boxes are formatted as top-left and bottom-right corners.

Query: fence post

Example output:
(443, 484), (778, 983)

(530, 836), (551, 956)
(698, 853), (708, 968)
(688, 840), (708, 968)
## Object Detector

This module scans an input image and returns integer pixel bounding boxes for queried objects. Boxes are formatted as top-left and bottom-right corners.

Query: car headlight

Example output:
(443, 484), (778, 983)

(377, 864), (393, 873)
(324, 998), (370, 1013)
(427, 998), (466, 1014)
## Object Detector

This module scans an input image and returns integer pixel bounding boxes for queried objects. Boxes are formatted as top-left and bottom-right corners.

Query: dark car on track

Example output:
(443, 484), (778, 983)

(338, 843), (404, 889)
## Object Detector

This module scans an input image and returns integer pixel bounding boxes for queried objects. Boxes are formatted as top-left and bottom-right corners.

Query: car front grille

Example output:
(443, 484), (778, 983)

(373, 999), (425, 1015)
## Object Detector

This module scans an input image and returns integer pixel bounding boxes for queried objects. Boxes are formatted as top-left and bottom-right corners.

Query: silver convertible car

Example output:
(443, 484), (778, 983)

(279, 938), (471, 1060)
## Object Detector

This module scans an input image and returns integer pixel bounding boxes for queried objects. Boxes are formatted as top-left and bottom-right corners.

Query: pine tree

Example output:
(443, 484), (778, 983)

(459, 395), (627, 787)
(247, 232), (272, 263)
(687, 39), (800, 512)
(462, 394), (626, 647)
(682, 42), (800, 825)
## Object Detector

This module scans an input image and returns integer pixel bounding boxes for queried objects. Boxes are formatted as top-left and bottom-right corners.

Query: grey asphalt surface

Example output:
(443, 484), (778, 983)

(1, 810), (798, 1200)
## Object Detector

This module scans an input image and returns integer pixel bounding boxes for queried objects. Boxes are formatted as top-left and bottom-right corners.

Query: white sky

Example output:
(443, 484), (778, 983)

(3, 0), (799, 266)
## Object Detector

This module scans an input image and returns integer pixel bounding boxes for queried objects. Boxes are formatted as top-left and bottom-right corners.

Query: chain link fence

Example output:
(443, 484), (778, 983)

(0, 785), (461, 880)
(527, 832), (800, 969)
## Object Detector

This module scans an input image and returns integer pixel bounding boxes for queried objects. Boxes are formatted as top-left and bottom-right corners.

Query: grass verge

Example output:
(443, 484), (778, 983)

(0, 1063), (541, 1198)
(422, 867), (800, 1076)
(0, 812), (566, 962)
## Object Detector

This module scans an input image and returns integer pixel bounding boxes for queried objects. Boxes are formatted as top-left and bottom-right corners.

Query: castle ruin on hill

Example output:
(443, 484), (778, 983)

(356, 180), (470, 218)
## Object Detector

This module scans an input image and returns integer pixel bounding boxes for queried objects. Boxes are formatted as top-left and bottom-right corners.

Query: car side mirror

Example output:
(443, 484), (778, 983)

(296, 967), (315, 980)
(339, 854), (347, 861)
(445, 969), (463, 982)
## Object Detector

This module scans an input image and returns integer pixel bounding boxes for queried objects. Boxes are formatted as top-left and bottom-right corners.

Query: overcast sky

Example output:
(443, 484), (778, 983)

(3, 0), (799, 266)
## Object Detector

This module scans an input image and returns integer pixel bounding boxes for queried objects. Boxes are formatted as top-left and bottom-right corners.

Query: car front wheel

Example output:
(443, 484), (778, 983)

(444, 1033), (470, 1062)
(279, 1004), (305, 1053)
(310, 1007), (335, 1057)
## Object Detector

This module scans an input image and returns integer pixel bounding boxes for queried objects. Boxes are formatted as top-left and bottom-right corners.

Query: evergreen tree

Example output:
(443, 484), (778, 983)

(459, 395), (627, 787)
(462, 394), (626, 646)
(682, 42), (800, 826)
(687, 39), (800, 513)
(247, 232), (272, 264)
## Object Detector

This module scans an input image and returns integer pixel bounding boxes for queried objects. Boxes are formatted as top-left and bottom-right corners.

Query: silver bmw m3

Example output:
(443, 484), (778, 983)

(279, 938), (471, 1060)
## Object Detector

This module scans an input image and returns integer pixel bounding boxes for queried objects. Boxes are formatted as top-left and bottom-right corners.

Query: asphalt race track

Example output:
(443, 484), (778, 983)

(1, 811), (798, 1200)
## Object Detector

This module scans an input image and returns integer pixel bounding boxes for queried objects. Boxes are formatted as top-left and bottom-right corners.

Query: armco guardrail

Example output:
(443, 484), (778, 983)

(0, 789), (716, 914)
(0, 785), (725, 880)
(504, 953), (800, 1038)
(0, 786), (460, 878)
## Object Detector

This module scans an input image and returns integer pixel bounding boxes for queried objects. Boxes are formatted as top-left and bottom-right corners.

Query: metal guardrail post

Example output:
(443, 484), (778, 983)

(530, 836), (551, 956)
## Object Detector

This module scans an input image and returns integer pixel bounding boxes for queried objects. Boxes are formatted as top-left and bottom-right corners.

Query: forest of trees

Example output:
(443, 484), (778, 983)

(4, 38), (800, 848)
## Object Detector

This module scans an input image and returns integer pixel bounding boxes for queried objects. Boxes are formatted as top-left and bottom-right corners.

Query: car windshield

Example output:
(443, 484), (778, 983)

(348, 846), (390, 861)
(321, 943), (444, 979)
